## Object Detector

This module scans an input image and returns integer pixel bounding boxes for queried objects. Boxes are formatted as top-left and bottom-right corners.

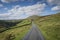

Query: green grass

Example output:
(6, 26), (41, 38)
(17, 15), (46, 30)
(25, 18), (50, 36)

(34, 13), (60, 40)
(0, 19), (31, 40)
(0, 25), (31, 40)
(0, 19), (31, 32)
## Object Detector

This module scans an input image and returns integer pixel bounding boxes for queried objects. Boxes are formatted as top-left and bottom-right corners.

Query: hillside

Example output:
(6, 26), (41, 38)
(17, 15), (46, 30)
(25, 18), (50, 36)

(0, 19), (31, 40)
(33, 13), (60, 40)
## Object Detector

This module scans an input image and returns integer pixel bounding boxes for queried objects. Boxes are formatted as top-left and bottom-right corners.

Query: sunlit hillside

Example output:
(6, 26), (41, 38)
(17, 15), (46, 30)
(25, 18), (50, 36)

(33, 13), (60, 40)
(0, 19), (31, 40)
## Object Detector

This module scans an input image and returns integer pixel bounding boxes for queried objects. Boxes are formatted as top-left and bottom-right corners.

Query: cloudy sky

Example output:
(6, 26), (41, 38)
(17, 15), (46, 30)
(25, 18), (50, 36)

(0, 0), (60, 20)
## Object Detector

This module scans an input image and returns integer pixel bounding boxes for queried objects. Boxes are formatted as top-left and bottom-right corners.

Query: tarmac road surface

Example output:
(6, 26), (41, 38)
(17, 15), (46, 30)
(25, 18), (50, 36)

(23, 22), (44, 40)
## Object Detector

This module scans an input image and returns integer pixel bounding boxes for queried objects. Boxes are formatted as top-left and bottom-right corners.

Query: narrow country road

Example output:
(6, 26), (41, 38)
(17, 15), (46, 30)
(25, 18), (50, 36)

(23, 22), (44, 40)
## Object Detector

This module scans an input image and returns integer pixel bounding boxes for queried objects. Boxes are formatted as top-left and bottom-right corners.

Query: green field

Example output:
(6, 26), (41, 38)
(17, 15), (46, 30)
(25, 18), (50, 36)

(34, 13), (60, 40)
(0, 19), (31, 40)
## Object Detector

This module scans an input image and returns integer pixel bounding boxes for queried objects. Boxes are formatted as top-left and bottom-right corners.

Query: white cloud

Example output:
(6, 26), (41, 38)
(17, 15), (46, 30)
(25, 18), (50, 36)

(47, 0), (60, 5)
(51, 6), (60, 11)
(0, 3), (46, 20)
(1, 0), (45, 3)
(4, 8), (8, 10)
(0, 4), (3, 7)
(47, 0), (54, 3)
(1, 0), (19, 3)
(0, 13), (11, 20)
(1, 0), (26, 3)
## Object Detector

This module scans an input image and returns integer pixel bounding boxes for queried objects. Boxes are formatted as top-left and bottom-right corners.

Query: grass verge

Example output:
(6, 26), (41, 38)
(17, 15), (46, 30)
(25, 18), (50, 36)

(34, 13), (60, 40)
(0, 24), (31, 40)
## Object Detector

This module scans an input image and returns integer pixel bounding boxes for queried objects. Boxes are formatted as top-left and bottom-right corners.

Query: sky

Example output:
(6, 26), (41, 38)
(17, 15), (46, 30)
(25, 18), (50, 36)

(0, 0), (60, 20)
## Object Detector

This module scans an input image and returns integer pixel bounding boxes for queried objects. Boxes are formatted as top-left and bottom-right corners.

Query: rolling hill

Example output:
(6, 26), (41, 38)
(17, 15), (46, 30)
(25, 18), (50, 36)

(0, 13), (60, 40)
(33, 13), (60, 40)
(0, 19), (31, 40)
